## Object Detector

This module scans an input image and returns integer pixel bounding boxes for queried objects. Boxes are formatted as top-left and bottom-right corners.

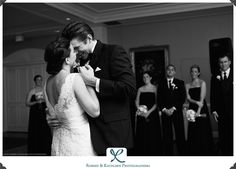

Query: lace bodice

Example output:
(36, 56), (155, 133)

(44, 73), (96, 156)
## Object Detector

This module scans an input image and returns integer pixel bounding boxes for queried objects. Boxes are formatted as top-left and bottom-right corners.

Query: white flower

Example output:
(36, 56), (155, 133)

(216, 75), (221, 80)
(171, 83), (178, 89)
(186, 109), (197, 122)
(35, 91), (44, 100)
(136, 105), (148, 116)
(138, 105), (147, 113)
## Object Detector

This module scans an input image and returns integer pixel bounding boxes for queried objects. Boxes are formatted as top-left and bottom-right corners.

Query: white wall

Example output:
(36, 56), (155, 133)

(107, 7), (233, 103)
(3, 49), (47, 132)
(107, 7), (233, 134)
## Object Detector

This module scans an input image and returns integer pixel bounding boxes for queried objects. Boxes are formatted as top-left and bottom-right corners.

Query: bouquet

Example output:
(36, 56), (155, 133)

(35, 91), (45, 110)
(186, 109), (197, 122)
(136, 105), (150, 122)
(35, 91), (44, 100)
(136, 105), (148, 116)
(186, 109), (206, 122)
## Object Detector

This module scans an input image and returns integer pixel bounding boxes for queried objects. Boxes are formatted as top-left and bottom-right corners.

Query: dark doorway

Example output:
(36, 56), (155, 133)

(209, 37), (233, 75)
(130, 46), (169, 88)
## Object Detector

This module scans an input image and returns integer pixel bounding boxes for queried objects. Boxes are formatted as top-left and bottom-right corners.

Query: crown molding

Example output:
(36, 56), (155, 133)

(98, 3), (232, 22)
(118, 5), (232, 27)
(46, 3), (232, 23)
(46, 3), (96, 22)
(4, 3), (232, 39)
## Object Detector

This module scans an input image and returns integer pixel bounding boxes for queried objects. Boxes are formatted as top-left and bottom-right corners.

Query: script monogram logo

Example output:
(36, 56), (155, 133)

(110, 148), (125, 163)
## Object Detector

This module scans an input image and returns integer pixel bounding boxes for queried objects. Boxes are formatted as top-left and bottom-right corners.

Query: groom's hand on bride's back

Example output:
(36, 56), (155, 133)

(46, 113), (61, 128)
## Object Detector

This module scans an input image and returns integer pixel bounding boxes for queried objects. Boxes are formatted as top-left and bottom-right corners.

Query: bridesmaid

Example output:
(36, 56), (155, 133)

(185, 65), (214, 155)
(134, 71), (162, 156)
(25, 75), (52, 155)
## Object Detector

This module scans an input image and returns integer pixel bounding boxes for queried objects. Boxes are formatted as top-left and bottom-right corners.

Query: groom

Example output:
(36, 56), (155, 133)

(53, 22), (136, 155)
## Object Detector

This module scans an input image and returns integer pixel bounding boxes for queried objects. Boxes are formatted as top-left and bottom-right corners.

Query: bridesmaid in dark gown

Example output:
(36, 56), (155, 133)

(185, 65), (214, 155)
(25, 75), (52, 155)
(135, 71), (162, 156)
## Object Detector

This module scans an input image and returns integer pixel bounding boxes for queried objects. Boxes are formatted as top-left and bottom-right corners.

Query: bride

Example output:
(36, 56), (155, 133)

(44, 37), (100, 156)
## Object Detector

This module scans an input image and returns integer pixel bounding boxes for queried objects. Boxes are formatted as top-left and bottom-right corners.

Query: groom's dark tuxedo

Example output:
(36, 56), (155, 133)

(87, 40), (136, 155)
(210, 68), (233, 155)
(158, 78), (186, 155)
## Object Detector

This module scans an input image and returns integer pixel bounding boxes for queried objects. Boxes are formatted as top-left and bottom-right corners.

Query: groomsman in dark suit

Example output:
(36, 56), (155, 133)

(158, 64), (186, 155)
(210, 55), (233, 155)
(61, 22), (136, 155)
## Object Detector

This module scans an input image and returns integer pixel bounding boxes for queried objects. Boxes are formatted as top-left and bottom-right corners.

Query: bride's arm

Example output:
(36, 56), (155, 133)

(73, 74), (100, 118)
(86, 85), (100, 111)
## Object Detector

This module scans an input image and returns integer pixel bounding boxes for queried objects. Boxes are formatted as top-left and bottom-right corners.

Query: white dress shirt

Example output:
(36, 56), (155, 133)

(221, 68), (230, 80)
(167, 78), (174, 88)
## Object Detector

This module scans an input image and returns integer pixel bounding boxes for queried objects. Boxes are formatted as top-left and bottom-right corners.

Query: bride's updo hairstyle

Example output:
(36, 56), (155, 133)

(44, 37), (71, 75)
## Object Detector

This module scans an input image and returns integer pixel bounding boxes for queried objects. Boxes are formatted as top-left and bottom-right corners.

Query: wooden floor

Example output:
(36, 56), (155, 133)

(3, 132), (27, 156)
(3, 132), (221, 156)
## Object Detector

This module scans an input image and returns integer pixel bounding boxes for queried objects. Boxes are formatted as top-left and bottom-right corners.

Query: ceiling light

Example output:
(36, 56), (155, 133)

(66, 18), (71, 21)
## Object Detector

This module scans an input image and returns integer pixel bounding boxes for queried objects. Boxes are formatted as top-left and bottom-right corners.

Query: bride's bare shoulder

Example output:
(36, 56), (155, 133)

(73, 73), (82, 79)
(72, 73), (85, 84)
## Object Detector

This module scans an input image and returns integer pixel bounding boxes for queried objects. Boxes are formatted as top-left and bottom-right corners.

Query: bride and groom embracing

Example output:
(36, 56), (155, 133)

(44, 22), (136, 156)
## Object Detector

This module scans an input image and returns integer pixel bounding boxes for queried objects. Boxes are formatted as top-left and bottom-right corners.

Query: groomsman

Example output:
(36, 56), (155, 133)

(158, 64), (186, 155)
(210, 55), (233, 155)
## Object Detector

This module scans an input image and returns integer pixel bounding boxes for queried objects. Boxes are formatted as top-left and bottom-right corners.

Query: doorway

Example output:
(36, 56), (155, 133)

(130, 45), (169, 88)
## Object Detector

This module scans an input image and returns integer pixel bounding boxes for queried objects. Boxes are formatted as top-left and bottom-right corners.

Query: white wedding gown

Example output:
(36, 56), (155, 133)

(44, 73), (96, 156)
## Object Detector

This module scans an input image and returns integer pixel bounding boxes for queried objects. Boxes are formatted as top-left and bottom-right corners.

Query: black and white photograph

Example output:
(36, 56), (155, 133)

(1, 0), (235, 168)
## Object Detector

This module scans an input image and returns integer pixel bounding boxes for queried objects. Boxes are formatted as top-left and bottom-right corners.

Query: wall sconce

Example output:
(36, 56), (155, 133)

(15, 34), (24, 42)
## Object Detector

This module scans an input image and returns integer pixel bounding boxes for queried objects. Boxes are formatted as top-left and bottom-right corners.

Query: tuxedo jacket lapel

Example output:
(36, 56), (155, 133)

(228, 69), (233, 81)
(90, 40), (103, 70)
(88, 53), (96, 69)
(169, 78), (176, 92)
(217, 70), (232, 94)
(165, 78), (170, 91)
